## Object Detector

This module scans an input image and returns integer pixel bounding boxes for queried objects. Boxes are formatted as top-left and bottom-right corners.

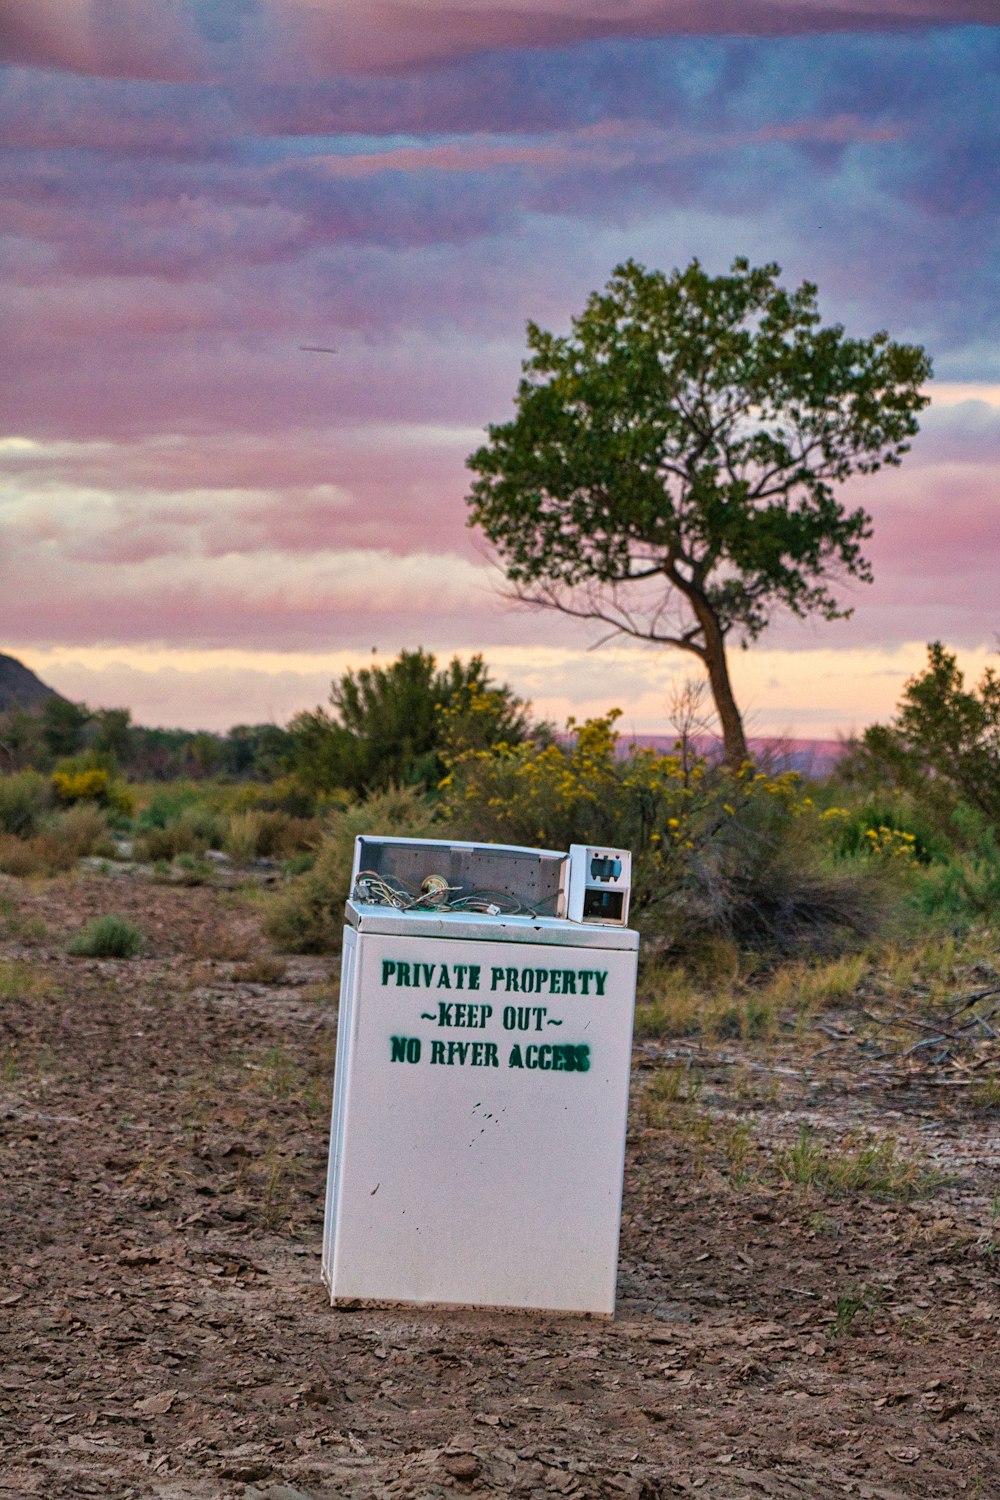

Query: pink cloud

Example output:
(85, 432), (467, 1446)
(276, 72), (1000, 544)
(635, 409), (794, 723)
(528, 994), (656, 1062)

(0, 0), (207, 81)
(2, 1), (993, 84)
(308, 113), (902, 179)
(291, 1), (999, 76)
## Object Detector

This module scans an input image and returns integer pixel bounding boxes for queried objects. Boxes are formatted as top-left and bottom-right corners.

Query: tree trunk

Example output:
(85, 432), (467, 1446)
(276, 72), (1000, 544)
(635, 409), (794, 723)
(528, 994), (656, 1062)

(686, 591), (749, 771)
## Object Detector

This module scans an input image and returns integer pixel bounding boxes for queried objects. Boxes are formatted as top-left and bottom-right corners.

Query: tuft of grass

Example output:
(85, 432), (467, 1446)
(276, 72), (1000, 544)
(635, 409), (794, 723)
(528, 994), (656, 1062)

(634, 965), (703, 1038)
(971, 1076), (1000, 1110)
(260, 1153), (289, 1231)
(777, 1126), (946, 1201)
(723, 1122), (757, 1183)
(640, 1064), (707, 1134)
(302, 980), (338, 1007)
(762, 953), (868, 1019)
(67, 914), (145, 959)
(172, 852), (213, 886)
(705, 990), (776, 1041)
(0, 960), (52, 999)
(0, 896), (48, 943)
(0, 830), (77, 877)
(830, 1284), (879, 1338)
(232, 955), (287, 985)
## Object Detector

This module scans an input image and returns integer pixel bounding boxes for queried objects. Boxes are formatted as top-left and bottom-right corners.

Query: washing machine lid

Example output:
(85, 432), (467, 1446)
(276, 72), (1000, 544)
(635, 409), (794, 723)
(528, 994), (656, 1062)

(344, 900), (639, 950)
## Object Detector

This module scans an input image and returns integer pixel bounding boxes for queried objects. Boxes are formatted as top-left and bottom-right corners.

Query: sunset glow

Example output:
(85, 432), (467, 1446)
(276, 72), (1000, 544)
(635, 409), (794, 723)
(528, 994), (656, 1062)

(2, 5), (997, 735)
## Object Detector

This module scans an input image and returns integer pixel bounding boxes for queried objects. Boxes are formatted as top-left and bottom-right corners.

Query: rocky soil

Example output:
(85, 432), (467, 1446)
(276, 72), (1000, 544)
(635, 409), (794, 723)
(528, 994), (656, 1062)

(1, 871), (998, 1499)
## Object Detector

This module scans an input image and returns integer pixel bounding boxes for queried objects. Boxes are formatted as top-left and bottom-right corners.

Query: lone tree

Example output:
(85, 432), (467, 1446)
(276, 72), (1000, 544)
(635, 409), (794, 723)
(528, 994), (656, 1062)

(466, 257), (931, 767)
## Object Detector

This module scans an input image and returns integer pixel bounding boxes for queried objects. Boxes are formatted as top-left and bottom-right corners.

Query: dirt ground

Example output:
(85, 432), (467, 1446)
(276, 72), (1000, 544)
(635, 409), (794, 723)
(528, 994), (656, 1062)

(1, 870), (998, 1500)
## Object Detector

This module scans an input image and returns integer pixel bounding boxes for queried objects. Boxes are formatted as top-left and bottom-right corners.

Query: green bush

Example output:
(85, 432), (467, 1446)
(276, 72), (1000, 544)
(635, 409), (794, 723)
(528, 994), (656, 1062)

(822, 798), (947, 865)
(136, 783), (204, 830)
(264, 786), (444, 952)
(908, 848), (1000, 926)
(0, 771), (50, 838)
(223, 809), (322, 865)
(68, 914), (145, 958)
(133, 802), (227, 861)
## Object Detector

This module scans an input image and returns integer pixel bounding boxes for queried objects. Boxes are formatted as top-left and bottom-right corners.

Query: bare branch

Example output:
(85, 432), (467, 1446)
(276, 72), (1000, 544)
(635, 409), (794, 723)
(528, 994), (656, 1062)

(506, 577), (707, 659)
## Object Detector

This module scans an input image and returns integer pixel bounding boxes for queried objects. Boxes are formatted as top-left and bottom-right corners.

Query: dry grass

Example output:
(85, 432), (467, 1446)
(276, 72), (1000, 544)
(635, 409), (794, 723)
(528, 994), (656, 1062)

(231, 955), (288, 985)
(0, 959), (53, 1000)
(760, 953), (869, 1019)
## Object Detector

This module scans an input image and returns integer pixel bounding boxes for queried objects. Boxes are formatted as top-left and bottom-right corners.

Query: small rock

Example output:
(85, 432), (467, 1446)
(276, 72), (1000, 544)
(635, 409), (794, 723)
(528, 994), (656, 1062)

(442, 1453), (479, 1480)
(134, 1390), (176, 1415)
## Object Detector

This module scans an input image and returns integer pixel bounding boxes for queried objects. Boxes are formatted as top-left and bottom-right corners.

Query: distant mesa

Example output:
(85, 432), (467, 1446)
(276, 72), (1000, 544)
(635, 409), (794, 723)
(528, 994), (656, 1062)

(0, 653), (69, 713)
(621, 732), (847, 777)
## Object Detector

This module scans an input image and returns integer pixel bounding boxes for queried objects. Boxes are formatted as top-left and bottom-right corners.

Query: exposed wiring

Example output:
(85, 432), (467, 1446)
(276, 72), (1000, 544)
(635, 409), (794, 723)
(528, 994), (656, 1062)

(352, 871), (541, 917)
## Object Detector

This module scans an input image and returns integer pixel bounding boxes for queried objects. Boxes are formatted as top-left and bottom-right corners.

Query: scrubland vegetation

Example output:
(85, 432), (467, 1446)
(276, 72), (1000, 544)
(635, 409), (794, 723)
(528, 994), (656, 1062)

(3, 640), (1000, 982)
(4, 641), (1000, 1141)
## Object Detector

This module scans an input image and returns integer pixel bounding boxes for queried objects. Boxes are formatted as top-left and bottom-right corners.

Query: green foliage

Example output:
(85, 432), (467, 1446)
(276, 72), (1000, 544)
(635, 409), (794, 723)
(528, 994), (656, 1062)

(824, 802), (944, 866)
(50, 761), (134, 817)
(848, 643), (1000, 827)
(223, 809), (321, 865)
(67, 914), (145, 959)
(778, 1126), (945, 1200)
(830, 1286), (879, 1338)
(907, 847), (1000, 925)
(264, 786), (443, 952)
(287, 648), (533, 796)
(0, 771), (50, 837)
(467, 256), (930, 765)
(40, 697), (90, 758)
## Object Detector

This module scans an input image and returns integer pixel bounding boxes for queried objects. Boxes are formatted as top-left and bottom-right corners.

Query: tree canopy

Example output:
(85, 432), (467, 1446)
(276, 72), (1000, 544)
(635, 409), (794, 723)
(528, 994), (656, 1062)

(850, 643), (1000, 827)
(466, 257), (931, 766)
(287, 648), (533, 795)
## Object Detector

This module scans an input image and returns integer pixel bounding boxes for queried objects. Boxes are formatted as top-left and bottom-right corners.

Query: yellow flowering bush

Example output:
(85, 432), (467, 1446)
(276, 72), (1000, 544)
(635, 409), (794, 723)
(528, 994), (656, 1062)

(52, 769), (110, 803)
(51, 767), (134, 815)
(863, 825), (918, 862)
(440, 711), (869, 952)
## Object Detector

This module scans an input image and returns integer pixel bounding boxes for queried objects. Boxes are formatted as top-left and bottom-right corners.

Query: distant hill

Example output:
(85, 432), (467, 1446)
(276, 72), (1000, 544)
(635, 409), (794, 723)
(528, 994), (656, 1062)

(0, 653), (68, 713)
(621, 732), (848, 777)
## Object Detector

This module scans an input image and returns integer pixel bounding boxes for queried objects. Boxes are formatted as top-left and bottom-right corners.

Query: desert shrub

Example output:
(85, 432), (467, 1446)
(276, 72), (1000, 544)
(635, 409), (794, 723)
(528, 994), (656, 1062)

(224, 810), (264, 865)
(134, 823), (198, 861)
(50, 758), (135, 818)
(177, 802), (227, 850)
(820, 798), (947, 866)
(442, 711), (879, 956)
(0, 832), (75, 877)
(171, 853), (214, 886)
(907, 847), (1000, 925)
(133, 802), (227, 861)
(224, 809), (322, 865)
(50, 803), (113, 858)
(288, 648), (533, 796)
(0, 771), (50, 838)
(51, 767), (110, 803)
(136, 783), (204, 830)
(252, 775), (320, 819)
(264, 785), (444, 953)
(0, 804), (111, 875)
(67, 914), (145, 958)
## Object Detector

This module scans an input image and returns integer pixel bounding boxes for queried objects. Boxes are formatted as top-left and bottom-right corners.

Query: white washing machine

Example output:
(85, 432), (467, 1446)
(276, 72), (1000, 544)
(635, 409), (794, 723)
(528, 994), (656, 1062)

(322, 836), (638, 1316)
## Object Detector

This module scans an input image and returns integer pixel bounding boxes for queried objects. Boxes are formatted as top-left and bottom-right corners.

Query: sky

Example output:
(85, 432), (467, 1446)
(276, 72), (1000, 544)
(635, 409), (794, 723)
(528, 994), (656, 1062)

(1, 1), (998, 739)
